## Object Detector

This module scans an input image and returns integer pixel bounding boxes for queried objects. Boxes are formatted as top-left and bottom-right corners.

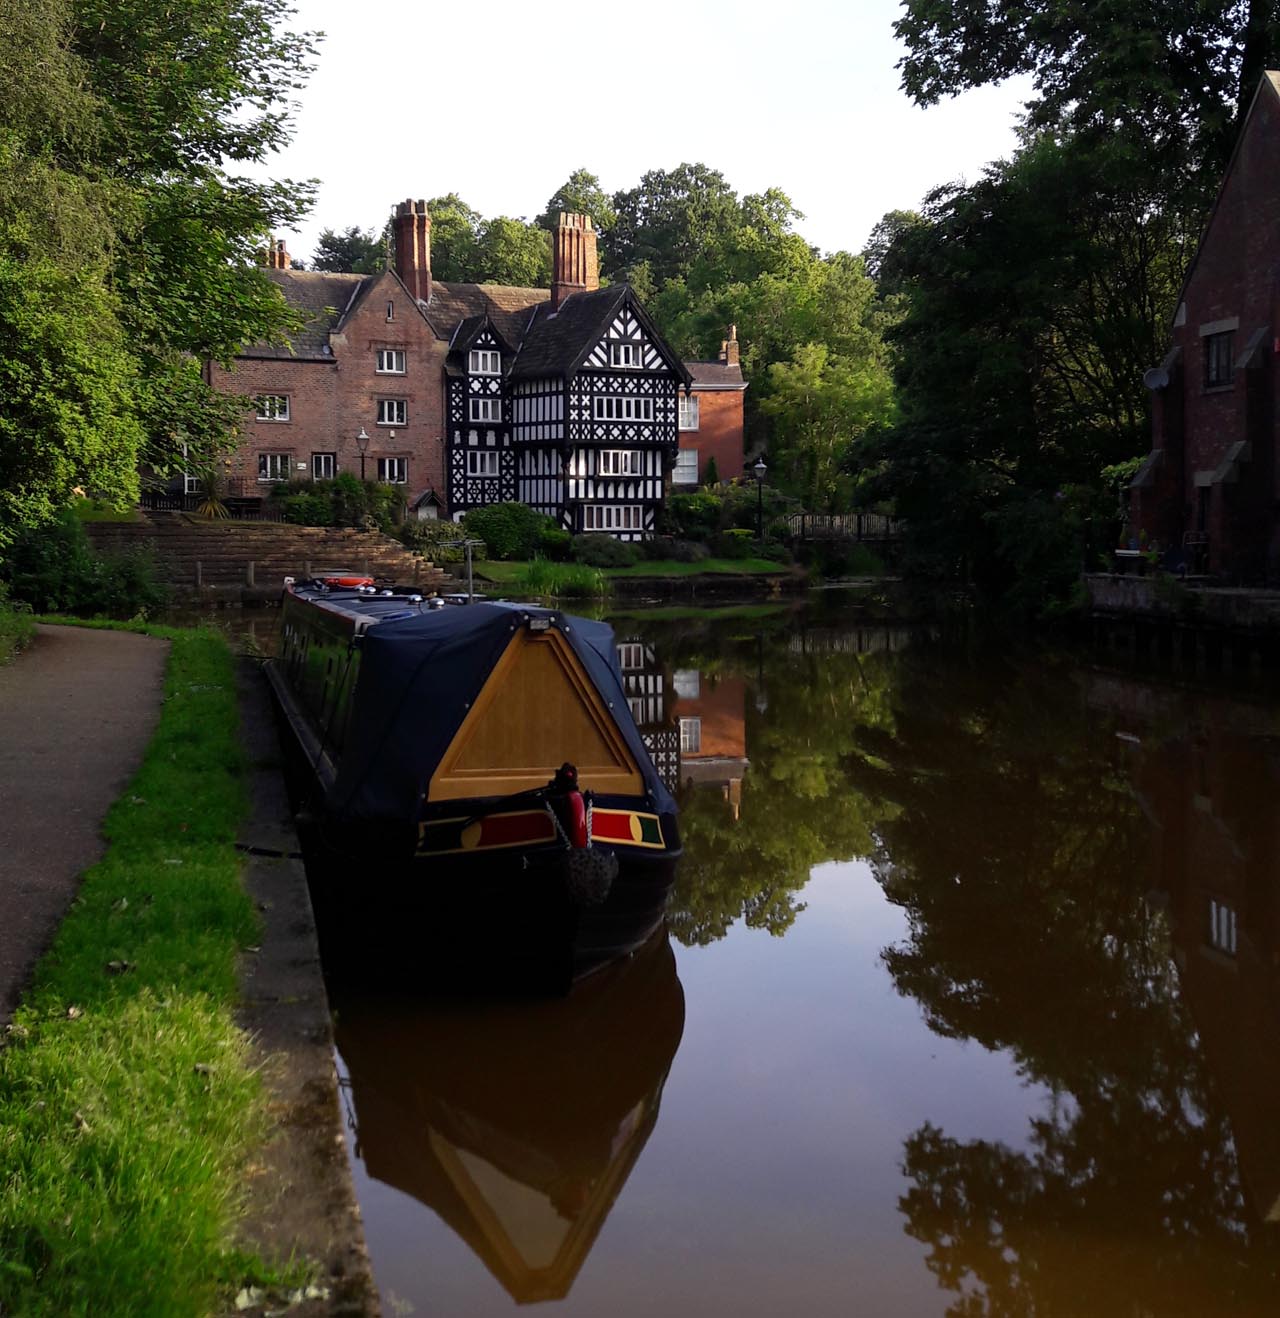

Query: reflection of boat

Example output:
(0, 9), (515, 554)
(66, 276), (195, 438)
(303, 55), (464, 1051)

(267, 581), (681, 981)
(335, 933), (685, 1302)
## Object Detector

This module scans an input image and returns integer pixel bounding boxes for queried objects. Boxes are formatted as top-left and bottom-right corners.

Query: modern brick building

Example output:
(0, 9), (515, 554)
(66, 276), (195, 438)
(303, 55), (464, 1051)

(209, 202), (744, 535)
(1131, 73), (1280, 580)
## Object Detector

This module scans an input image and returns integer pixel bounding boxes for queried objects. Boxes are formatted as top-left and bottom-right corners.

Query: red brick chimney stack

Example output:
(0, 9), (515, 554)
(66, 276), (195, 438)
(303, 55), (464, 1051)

(393, 199), (432, 303)
(264, 237), (291, 270)
(719, 323), (740, 367)
(551, 212), (599, 310)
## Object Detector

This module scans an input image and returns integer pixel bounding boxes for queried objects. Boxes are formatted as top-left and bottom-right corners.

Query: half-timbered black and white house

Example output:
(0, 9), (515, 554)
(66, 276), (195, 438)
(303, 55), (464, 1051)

(217, 206), (725, 539)
(502, 284), (693, 539)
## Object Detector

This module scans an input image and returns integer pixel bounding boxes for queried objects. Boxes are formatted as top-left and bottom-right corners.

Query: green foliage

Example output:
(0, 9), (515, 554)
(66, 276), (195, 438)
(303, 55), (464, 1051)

(571, 534), (641, 568)
(424, 193), (482, 282)
(462, 501), (556, 560)
(2, 511), (168, 616)
(476, 216), (551, 287)
(537, 169), (617, 235)
(639, 536), (709, 564)
(0, 583), (34, 662)
(0, 628), (268, 1315)
(537, 523), (572, 561)
(702, 455), (719, 486)
(709, 528), (757, 560)
(665, 492), (723, 539)
(311, 224), (386, 274)
(0, 0), (316, 545)
(398, 519), (465, 564)
(285, 472), (403, 532)
(512, 558), (608, 599)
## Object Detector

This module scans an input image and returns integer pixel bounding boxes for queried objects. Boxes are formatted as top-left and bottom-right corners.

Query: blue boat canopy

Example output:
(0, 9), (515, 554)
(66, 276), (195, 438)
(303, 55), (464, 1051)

(328, 603), (676, 822)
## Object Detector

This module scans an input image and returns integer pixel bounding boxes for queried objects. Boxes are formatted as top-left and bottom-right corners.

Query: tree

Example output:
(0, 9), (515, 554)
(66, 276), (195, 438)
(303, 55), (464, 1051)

(424, 193), (481, 283)
(312, 224), (386, 273)
(475, 217), (551, 287)
(537, 168), (617, 234)
(0, 0), (317, 546)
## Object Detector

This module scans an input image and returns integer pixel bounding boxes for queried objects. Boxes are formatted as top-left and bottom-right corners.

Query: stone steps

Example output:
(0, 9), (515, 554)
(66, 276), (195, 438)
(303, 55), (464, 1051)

(84, 514), (455, 593)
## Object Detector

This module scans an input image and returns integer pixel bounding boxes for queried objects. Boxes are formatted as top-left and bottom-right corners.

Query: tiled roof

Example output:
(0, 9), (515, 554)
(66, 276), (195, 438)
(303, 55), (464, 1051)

(509, 286), (629, 380)
(240, 270), (367, 360)
(685, 360), (747, 389)
(426, 281), (548, 346)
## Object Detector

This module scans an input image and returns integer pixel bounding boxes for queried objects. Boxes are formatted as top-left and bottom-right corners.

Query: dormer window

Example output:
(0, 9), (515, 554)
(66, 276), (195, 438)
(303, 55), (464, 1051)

(611, 341), (640, 369)
(469, 348), (501, 375)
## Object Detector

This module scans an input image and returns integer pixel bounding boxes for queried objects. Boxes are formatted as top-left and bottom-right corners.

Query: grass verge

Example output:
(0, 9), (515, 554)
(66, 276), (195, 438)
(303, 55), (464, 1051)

(511, 558), (608, 598)
(0, 594), (35, 663)
(475, 556), (791, 584)
(0, 626), (278, 1315)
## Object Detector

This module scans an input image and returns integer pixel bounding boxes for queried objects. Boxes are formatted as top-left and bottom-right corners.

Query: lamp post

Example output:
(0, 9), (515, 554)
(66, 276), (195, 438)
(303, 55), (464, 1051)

(356, 427), (370, 481)
(752, 457), (767, 540)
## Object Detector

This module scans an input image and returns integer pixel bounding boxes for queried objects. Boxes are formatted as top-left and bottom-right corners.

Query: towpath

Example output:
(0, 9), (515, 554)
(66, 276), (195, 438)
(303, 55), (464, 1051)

(0, 623), (168, 1025)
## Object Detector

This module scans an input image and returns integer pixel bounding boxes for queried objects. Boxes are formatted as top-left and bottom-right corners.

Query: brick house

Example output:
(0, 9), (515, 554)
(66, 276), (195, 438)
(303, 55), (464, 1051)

(674, 327), (747, 487)
(1131, 73), (1280, 580)
(209, 202), (743, 536)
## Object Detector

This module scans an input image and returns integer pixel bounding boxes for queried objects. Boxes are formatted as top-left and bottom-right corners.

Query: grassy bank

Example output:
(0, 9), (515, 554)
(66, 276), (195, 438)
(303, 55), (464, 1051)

(475, 556), (791, 586)
(0, 626), (277, 1314)
(0, 593), (34, 663)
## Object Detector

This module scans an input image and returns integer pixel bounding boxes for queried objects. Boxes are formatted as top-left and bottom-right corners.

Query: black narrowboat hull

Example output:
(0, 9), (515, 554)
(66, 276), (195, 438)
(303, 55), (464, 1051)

(265, 588), (682, 986)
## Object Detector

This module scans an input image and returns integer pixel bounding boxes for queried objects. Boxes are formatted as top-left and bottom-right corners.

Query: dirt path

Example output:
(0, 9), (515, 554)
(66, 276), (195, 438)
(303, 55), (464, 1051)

(0, 623), (169, 1024)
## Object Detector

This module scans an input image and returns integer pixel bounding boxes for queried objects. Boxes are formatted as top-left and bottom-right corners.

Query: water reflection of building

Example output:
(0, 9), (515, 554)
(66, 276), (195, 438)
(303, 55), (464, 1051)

(334, 935), (685, 1303)
(616, 637), (679, 790)
(671, 670), (749, 819)
(1089, 673), (1280, 1223)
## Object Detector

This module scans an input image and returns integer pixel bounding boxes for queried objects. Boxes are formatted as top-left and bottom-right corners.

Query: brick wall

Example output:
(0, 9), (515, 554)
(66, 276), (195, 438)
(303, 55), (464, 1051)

(211, 271), (448, 507)
(679, 388), (745, 484)
(1143, 78), (1280, 576)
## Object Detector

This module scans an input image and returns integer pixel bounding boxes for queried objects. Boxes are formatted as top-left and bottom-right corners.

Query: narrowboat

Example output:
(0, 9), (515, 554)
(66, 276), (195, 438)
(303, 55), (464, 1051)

(266, 578), (682, 983)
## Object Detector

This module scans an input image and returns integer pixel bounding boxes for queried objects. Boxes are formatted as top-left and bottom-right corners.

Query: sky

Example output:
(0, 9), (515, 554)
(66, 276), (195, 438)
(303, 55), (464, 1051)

(255, 0), (1032, 265)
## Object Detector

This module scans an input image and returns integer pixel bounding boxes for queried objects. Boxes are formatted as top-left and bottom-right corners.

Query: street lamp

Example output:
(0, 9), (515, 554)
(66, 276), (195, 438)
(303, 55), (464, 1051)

(752, 457), (767, 540)
(356, 427), (370, 481)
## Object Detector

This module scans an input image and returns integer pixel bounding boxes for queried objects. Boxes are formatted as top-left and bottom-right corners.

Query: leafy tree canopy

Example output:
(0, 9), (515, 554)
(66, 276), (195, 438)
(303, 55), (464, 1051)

(311, 224), (386, 274)
(537, 168), (617, 234)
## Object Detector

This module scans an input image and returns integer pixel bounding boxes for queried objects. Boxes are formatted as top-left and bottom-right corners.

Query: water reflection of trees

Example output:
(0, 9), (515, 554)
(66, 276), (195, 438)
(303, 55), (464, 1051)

(664, 626), (898, 945)
(848, 648), (1280, 1314)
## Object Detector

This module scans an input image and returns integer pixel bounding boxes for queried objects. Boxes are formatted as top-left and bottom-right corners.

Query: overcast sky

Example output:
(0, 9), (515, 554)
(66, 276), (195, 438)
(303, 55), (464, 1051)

(257, 0), (1031, 264)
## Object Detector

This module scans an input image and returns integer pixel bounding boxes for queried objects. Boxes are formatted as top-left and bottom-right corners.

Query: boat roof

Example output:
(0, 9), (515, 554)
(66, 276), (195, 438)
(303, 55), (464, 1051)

(292, 591), (676, 821)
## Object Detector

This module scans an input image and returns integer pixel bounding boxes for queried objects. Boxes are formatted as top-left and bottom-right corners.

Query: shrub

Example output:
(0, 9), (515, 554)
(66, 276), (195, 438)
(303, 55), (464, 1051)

(703, 455), (719, 486)
(665, 491), (722, 539)
(2, 513), (169, 617)
(462, 502), (552, 560)
(571, 534), (640, 568)
(639, 536), (708, 563)
(710, 528), (756, 560)
(399, 519), (465, 563)
(537, 524), (572, 561)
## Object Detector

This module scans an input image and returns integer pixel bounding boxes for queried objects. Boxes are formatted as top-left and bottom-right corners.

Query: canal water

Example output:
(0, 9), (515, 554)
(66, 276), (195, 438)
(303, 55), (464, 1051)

(309, 600), (1280, 1315)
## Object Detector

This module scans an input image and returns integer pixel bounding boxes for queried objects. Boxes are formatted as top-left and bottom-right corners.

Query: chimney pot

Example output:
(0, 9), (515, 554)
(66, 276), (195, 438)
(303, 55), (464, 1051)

(720, 322), (740, 367)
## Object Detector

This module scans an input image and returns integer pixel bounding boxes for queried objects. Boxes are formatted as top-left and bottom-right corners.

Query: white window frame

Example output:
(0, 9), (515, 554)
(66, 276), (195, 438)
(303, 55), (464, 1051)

(1208, 899), (1238, 956)
(610, 341), (640, 369)
(599, 449), (642, 477)
(376, 398), (407, 426)
(469, 348), (501, 375)
(375, 348), (406, 375)
(617, 643), (645, 670)
(583, 504), (643, 532)
(255, 394), (290, 422)
(469, 396), (502, 423)
(679, 394), (700, 430)
(377, 456), (408, 484)
(311, 451), (336, 480)
(673, 449), (698, 485)
(466, 450), (500, 477)
(593, 396), (655, 422)
(679, 717), (702, 754)
(257, 452), (290, 482)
